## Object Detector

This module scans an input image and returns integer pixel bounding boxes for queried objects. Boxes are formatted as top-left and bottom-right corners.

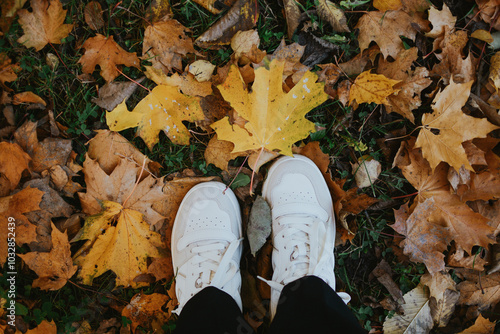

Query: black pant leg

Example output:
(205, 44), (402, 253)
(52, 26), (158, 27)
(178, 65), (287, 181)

(175, 287), (255, 334)
(269, 276), (366, 334)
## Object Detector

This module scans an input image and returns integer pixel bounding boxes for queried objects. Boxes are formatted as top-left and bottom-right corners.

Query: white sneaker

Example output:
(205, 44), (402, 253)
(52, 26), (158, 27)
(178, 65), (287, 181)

(260, 154), (351, 319)
(171, 181), (243, 314)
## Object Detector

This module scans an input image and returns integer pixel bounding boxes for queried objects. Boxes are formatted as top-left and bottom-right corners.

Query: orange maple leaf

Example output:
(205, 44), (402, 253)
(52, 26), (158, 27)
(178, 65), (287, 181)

(355, 10), (428, 59)
(17, 0), (74, 51)
(19, 222), (77, 290)
(393, 144), (495, 274)
(78, 34), (140, 82)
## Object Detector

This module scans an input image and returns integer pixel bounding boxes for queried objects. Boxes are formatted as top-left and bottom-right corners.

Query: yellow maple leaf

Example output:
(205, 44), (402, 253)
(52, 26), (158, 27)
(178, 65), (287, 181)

(73, 200), (164, 288)
(211, 59), (328, 156)
(349, 70), (401, 106)
(106, 85), (204, 149)
(17, 0), (74, 51)
(414, 79), (500, 171)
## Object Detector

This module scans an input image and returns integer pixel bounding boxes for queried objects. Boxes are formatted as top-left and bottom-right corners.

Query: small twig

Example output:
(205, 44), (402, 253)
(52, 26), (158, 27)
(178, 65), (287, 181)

(115, 67), (151, 92)
(224, 155), (249, 194)
(364, 210), (375, 229)
(123, 157), (147, 207)
(116, 5), (152, 26)
(362, 226), (397, 238)
(67, 280), (129, 304)
(384, 126), (422, 142)
(48, 42), (74, 76)
(478, 271), (484, 294)
(391, 191), (419, 200)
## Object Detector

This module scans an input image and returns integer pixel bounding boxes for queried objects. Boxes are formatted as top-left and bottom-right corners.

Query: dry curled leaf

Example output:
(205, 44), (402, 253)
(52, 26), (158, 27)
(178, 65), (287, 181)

(426, 4), (456, 38)
(421, 272), (459, 327)
(12, 91), (46, 106)
(193, 0), (237, 14)
(195, 0), (259, 48)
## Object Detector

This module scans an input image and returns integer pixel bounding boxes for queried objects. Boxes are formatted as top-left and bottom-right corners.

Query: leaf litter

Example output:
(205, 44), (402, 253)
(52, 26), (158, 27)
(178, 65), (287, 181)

(2, 0), (500, 332)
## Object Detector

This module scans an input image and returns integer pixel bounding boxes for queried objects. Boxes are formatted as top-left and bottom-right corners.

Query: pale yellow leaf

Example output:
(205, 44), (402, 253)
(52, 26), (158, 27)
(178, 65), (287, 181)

(383, 284), (433, 334)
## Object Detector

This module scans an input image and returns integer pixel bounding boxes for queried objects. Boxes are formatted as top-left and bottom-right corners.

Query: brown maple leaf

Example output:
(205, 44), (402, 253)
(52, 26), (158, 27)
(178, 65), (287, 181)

(0, 53), (20, 89)
(17, 0), (74, 51)
(355, 10), (429, 59)
(0, 142), (31, 193)
(415, 80), (500, 172)
(393, 144), (495, 274)
(78, 34), (140, 82)
(143, 19), (195, 73)
(0, 187), (43, 265)
(377, 47), (432, 123)
(19, 222), (77, 290)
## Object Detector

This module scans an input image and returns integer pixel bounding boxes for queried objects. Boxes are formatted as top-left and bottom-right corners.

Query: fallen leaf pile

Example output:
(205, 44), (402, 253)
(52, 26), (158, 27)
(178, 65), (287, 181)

(2, 0), (500, 332)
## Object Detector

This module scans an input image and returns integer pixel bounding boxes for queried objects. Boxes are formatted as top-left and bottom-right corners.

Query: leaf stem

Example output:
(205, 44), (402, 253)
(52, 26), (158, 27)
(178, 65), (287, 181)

(224, 155), (249, 194)
(115, 67), (151, 92)
(123, 157), (147, 207)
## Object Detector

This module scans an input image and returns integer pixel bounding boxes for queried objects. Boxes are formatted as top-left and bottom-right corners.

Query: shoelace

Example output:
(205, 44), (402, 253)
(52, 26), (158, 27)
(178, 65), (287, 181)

(258, 213), (335, 294)
(174, 236), (242, 315)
